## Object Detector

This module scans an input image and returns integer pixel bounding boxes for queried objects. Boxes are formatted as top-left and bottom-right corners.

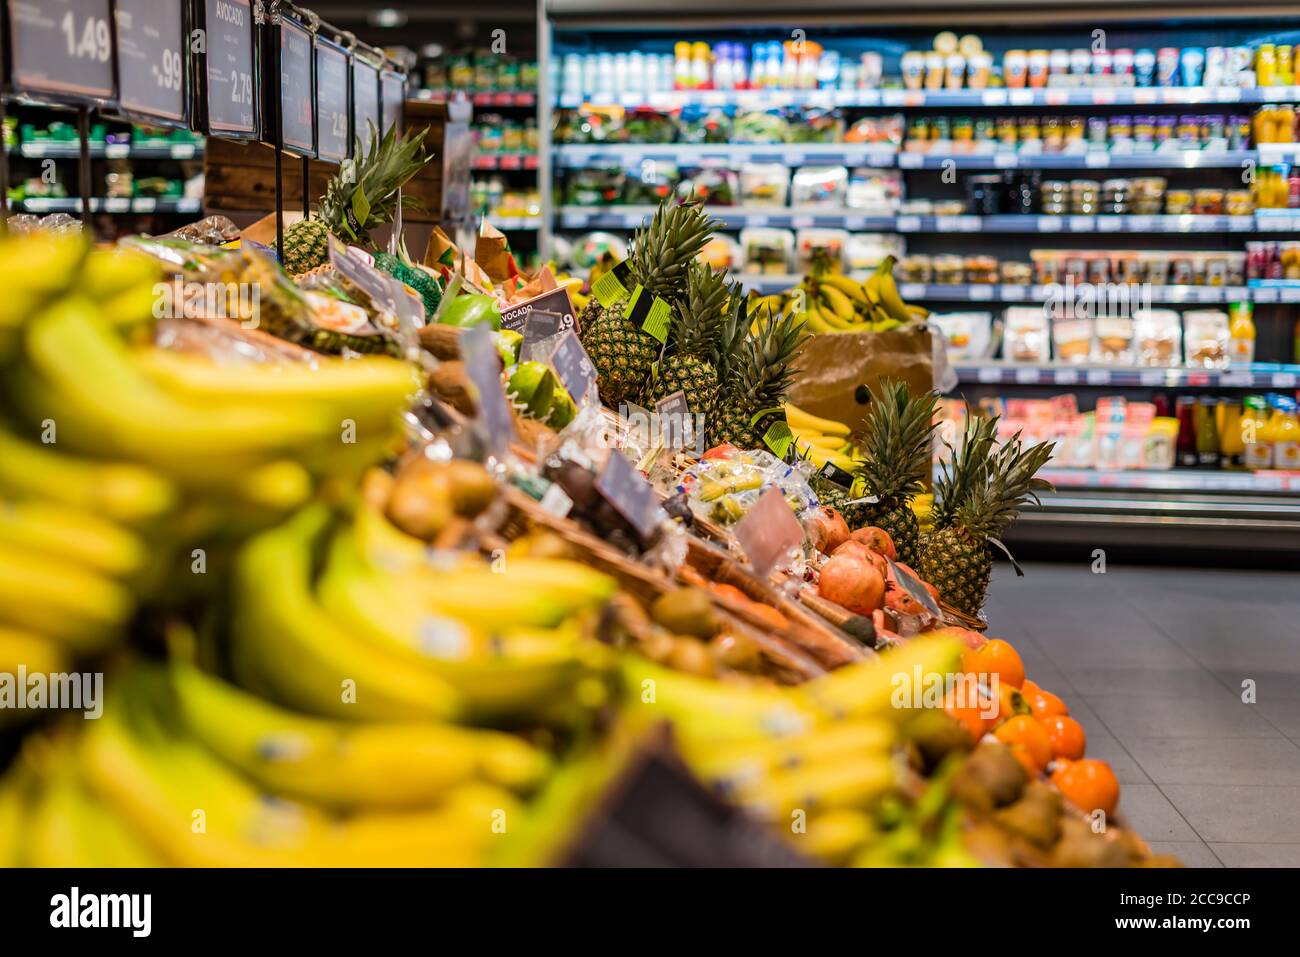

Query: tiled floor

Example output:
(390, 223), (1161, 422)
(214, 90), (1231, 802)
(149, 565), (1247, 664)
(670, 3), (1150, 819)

(983, 560), (1300, 868)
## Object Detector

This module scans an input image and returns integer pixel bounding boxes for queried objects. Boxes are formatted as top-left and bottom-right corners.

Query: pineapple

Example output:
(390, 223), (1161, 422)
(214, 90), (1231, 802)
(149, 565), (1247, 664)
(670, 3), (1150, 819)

(710, 306), (807, 450)
(374, 238), (442, 317)
(645, 260), (729, 424)
(579, 201), (716, 408)
(842, 379), (939, 566)
(279, 124), (432, 276)
(919, 416), (1055, 617)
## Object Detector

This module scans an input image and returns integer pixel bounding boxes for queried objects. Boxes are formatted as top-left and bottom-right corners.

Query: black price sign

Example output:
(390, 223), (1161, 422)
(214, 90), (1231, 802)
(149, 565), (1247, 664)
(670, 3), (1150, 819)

(352, 58), (379, 148)
(278, 17), (313, 155)
(548, 330), (596, 407)
(380, 70), (404, 135)
(8, 0), (115, 103)
(204, 0), (255, 135)
(596, 452), (659, 539)
(113, 0), (185, 124)
(315, 38), (349, 163)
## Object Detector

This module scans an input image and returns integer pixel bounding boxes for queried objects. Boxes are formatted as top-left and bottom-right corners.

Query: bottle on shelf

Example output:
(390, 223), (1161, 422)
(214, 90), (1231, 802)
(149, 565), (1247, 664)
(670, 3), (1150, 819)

(1271, 397), (1300, 470)
(1228, 301), (1255, 365)
(1175, 396), (1200, 468)
(1218, 399), (1245, 469)
(1241, 395), (1273, 469)
(1195, 396), (1221, 468)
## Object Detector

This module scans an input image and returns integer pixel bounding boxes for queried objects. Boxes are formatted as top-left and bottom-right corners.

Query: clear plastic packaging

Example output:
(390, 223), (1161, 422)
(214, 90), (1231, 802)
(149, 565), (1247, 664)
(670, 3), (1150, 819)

(739, 227), (794, 274)
(790, 166), (849, 207)
(675, 446), (818, 527)
(1183, 309), (1230, 368)
(794, 229), (849, 272)
(739, 162), (791, 207)
(1003, 306), (1052, 362)
(931, 311), (993, 360)
(1134, 309), (1182, 366)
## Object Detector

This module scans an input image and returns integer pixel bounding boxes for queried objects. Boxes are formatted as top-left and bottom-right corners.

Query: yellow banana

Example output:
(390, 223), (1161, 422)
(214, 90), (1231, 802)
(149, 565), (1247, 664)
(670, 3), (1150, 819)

(798, 636), (964, 720)
(818, 272), (870, 307)
(170, 656), (551, 810)
(794, 432), (850, 452)
(873, 256), (913, 324)
(737, 753), (895, 820)
(0, 499), (147, 578)
(82, 245), (161, 299)
(229, 507), (465, 723)
(683, 718), (895, 786)
(0, 429), (176, 525)
(0, 543), (133, 651)
(0, 234), (86, 325)
(0, 761), (32, 865)
(789, 808), (876, 864)
(818, 283), (857, 322)
(785, 403), (851, 438)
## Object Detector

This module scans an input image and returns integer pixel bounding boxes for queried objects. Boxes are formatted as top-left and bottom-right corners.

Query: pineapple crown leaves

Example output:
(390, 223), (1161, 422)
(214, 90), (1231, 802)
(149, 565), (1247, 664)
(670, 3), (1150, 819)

(942, 420), (1056, 542)
(628, 200), (720, 300)
(712, 280), (753, 378)
(852, 378), (939, 506)
(739, 305), (809, 406)
(670, 259), (729, 358)
(932, 410), (999, 530)
(318, 123), (433, 247)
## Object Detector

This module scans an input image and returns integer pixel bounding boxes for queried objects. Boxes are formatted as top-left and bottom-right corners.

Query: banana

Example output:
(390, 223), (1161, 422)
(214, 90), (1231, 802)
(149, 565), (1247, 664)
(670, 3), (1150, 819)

(0, 499), (147, 578)
(795, 442), (858, 472)
(794, 432), (850, 452)
(0, 429), (176, 525)
(798, 636), (964, 721)
(0, 762), (31, 865)
(906, 304), (930, 321)
(16, 298), (339, 483)
(818, 272), (870, 307)
(228, 507), (466, 723)
(735, 753), (896, 820)
(81, 245), (161, 299)
(785, 403), (851, 438)
(683, 718), (895, 786)
(789, 808), (876, 864)
(0, 543), (133, 650)
(872, 256), (913, 325)
(170, 655), (551, 810)
(0, 234), (86, 325)
(817, 283), (857, 323)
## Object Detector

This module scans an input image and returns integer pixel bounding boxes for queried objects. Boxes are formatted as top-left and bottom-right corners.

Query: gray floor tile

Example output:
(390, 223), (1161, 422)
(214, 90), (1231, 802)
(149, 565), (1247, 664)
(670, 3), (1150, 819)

(1209, 669), (1300, 702)
(1124, 737), (1300, 786)
(1208, 843), (1300, 868)
(1171, 635), (1300, 671)
(1064, 666), (1229, 699)
(1063, 696), (1117, 743)
(1147, 841), (1223, 868)
(1117, 784), (1200, 842)
(1161, 785), (1300, 843)
(1032, 636), (1198, 670)
(1254, 698), (1300, 740)
(1086, 734), (1151, 785)
(1082, 692), (1283, 739)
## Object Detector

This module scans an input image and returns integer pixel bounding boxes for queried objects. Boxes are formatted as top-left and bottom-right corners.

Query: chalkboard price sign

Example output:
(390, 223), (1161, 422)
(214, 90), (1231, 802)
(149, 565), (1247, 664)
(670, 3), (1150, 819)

(315, 38), (349, 163)
(278, 16), (313, 155)
(380, 70), (404, 136)
(113, 0), (186, 124)
(8, 0), (116, 104)
(204, 0), (256, 135)
(352, 58), (379, 149)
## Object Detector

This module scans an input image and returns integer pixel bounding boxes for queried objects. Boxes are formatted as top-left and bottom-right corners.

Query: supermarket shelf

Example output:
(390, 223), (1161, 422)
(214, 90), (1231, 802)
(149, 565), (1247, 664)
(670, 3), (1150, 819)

(735, 276), (1292, 304)
(556, 85), (1300, 111)
(557, 207), (1265, 233)
(485, 216), (541, 230)
(419, 90), (537, 108)
(9, 142), (203, 160)
(1036, 467), (1300, 493)
(555, 143), (1260, 171)
(554, 142), (899, 168)
(13, 197), (202, 215)
(953, 361), (1300, 389)
(473, 152), (539, 171)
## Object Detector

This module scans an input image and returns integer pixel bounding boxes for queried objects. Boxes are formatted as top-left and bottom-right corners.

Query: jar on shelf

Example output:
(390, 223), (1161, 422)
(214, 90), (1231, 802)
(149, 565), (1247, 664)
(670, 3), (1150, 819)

(1040, 179), (1068, 214)
(932, 255), (964, 284)
(966, 174), (1004, 214)
(1225, 188), (1254, 216)
(1130, 176), (1167, 214)
(1164, 188), (1194, 215)
(1193, 188), (1225, 215)
(1018, 115), (1041, 144)
(1000, 260), (1033, 285)
(898, 254), (933, 282)
(964, 255), (999, 284)
(1101, 178), (1131, 214)
(1069, 178), (1100, 214)
(996, 116), (1019, 145)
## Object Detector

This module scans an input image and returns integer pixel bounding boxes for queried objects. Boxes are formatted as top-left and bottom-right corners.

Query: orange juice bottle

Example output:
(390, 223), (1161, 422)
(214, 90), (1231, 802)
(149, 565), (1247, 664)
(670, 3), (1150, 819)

(1241, 396), (1272, 469)
(1228, 302), (1256, 364)
(1272, 398), (1300, 470)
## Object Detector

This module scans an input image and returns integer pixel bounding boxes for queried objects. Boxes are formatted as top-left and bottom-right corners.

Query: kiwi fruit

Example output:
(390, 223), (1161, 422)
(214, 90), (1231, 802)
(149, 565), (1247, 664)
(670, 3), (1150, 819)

(994, 782), (1063, 850)
(903, 710), (974, 772)
(650, 589), (718, 640)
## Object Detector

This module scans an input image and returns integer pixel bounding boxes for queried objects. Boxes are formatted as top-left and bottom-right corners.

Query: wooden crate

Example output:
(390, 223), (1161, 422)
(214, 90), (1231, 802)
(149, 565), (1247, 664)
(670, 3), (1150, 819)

(202, 99), (471, 227)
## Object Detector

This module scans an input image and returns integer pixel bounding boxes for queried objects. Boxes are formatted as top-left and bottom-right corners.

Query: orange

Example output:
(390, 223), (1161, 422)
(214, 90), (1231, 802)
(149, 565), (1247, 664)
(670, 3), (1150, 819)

(969, 638), (1025, 689)
(1040, 714), (1087, 760)
(1027, 688), (1068, 719)
(1007, 744), (1040, 778)
(993, 714), (1052, 772)
(993, 681), (1030, 724)
(1051, 759), (1119, 817)
(1020, 678), (1042, 699)
(943, 690), (990, 744)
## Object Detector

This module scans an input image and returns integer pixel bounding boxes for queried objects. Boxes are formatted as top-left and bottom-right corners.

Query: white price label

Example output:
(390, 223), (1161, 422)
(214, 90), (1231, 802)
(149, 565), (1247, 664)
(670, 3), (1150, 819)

(1097, 216), (1122, 232)
(994, 153), (1018, 168)
(105, 144), (129, 159)
(896, 215), (921, 232)
(968, 285), (994, 300)
(791, 216), (814, 229)
(1009, 90), (1035, 106)
(1086, 369), (1111, 385)
(1055, 368), (1080, 385)
(1015, 368), (1042, 384)
(1274, 372), (1298, 388)
(172, 145), (196, 160)
(1001, 284), (1027, 300)
(1253, 287), (1279, 303)
(1069, 216), (1095, 232)
(981, 90), (1007, 106)
(1139, 370), (1165, 386)
(898, 152), (924, 168)
(978, 366), (1003, 383)
(747, 215), (769, 227)
(1085, 152), (1110, 168)
(1038, 216), (1063, 232)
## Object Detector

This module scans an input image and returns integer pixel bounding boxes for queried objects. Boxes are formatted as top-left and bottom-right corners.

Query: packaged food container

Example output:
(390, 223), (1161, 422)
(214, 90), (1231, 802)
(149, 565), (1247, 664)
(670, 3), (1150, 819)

(898, 254), (933, 282)
(1225, 189), (1253, 216)
(794, 228), (849, 272)
(1040, 179), (1069, 214)
(965, 255), (999, 284)
(1164, 188), (1194, 214)
(1135, 310), (1182, 366)
(1069, 179), (1100, 214)
(846, 233), (905, 272)
(966, 174), (1004, 215)
(1094, 315), (1136, 364)
(1130, 176), (1167, 214)
(933, 254), (965, 284)
(1004, 306), (1052, 362)
(932, 311), (994, 359)
(1031, 250), (1063, 284)
(790, 166), (848, 207)
(1183, 310), (1230, 368)
(1193, 188), (1224, 215)
(739, 163), (791, 207)
(1050, 316), (1094, 363)
(999, 261), (1034, 285)
(846, 168), (904, 213)
(1101, 178), (1131, 214)
(739, 227), (794, 274)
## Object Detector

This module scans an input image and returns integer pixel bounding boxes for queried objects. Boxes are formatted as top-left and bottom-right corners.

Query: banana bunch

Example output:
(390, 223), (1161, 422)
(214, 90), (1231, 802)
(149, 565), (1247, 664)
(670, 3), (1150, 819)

(780, 256), (930, 335)
(601, 635), (964, 865)
(785, 402), (863, 473)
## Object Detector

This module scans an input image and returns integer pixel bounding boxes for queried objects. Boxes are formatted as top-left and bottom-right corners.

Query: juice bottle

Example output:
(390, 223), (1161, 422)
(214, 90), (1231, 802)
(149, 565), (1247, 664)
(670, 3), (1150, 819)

(1228, 301), (1255, 364)
(1175, 396), (1199, 468)
(1196, 396), (1221, 468)
(1241, 395), (1273, 469)
(1219, 400), (1244, 468)
(1273, 398), (1300, 470)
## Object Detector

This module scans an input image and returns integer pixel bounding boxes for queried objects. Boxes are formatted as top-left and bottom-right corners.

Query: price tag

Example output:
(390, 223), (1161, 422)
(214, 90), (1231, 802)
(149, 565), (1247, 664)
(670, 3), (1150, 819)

(522, 308), (564, 344)
(1001, 284), (1027, 301)
(133, 197), (157, 212)
(539, 482), (574, 518)
(1085, 152), (1110, 168)
(113, 0), (186, 124)
(1069, 216), (1095, 232)
(1038, 216), (1063, 232)
(1097, 216), (1122, 232)
(895, 215), (921, 232)
(501, 286), (579, 337)
(886, 558), (941, 618)
(956, 216), (981, 231)
(733, 487), (804, 578)
(844, 216), (866, 231)
(981, 90), (1007, 106)
(461, 324), (517, 457)
(204, 0), (256, 134)
(1014, 367), (1041, 384)
(279, 18), (315, 155)
(595, 451), (659, 539)
(103, 197), (130, 213)
(1274, 372), (1298, 388)
(623, 284), (672, 343)
(899, 283), (925, 300)
(1055, 368), (1080, 385)
(1045, 89), (1070, 106)
(549, 330), (597, 408)
(381, 71), (406, 137)
(655, 391), (699, 452)
(745, 214), (768, 227)
(968, 285), (994, 300)
(977, 365), (1002, 383)
(591, 259), (633, 308)
(994, 153), (1018, 169)
(1086, 369), (1111, 385)
(1009, 90), (1035, 106)
(104, 143), (129, 158)
(353, 58), (382, 149)
(316, 39), (351, 163)
(791, 215), (815, 229)
(9, 0), (115, 103)
(1254, 286), (1279, 303)
(1139, 370), (1165, 386)
(898, 152), (924, 168)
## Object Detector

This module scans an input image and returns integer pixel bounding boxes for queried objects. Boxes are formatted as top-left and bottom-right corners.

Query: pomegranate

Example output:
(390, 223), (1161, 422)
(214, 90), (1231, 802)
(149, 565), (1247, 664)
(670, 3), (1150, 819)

(817, 554), (886, 615)
(850, 526), (896, 560)
(926, 625), (988, 651)
(821, 507), (851, 552)
(893, 561), (940, 601)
